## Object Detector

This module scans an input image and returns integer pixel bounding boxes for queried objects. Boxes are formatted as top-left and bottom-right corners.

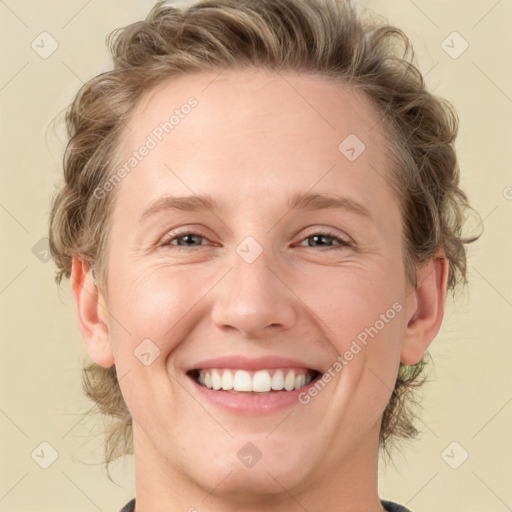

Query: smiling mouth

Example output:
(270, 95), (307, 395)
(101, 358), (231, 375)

(187, 368), (321, 394)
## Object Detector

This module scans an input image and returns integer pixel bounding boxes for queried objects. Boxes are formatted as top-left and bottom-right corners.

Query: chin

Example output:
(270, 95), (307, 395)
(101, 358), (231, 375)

(199, 464), (305, 503)
(188, 442), (313, 499)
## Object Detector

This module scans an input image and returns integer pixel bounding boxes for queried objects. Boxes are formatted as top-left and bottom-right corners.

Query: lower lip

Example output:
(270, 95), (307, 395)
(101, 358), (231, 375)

(187, 373), (322, 415)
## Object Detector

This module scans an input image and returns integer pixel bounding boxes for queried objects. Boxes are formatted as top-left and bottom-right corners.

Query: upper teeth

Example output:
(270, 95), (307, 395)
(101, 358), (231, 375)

(197, 368), (315, 393)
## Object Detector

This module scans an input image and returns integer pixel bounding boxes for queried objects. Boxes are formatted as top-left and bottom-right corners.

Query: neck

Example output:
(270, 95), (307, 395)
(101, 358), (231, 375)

(132, 420), (385, 512)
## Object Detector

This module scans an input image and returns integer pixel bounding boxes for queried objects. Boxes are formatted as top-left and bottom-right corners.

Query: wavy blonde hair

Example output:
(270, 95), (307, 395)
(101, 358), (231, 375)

(48, 0), (480, 473)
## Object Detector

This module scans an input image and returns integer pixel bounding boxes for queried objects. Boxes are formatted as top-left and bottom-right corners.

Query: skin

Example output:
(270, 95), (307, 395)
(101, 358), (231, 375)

(71, 69), (448, 512)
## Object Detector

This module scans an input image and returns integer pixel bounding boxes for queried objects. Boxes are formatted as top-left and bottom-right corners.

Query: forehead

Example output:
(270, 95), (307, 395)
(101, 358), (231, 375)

(112, 68), (397, 226)
(125, 68), (385, 154)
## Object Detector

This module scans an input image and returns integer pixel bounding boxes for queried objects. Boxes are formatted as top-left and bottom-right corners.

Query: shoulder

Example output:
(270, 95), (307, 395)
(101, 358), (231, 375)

(119, 497), (135, 512)
(381, 499), (413, 512)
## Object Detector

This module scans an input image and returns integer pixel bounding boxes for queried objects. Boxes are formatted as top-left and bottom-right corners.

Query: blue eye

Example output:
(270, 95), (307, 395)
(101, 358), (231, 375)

(298, 231), (351, 248)
(160, 231), (207, 248)
(159, 230), (351, 250)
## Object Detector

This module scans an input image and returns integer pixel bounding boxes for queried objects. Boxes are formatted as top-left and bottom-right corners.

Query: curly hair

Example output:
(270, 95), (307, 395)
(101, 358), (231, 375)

(48, 0), (480, 472)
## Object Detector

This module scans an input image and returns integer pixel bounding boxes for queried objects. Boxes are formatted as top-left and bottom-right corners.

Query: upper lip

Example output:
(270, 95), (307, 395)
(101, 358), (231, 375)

(186, 355), (322, 373)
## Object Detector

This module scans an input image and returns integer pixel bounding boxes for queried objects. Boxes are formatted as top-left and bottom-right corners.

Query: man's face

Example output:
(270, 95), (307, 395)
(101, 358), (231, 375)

(98, 70), (414, 494)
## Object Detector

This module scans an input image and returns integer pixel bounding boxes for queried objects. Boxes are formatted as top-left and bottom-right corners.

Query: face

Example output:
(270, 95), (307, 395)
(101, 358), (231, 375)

(80, 69), (430, 500)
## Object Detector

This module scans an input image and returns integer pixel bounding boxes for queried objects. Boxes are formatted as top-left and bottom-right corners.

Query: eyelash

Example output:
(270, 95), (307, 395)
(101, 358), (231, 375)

(159, 229), (352, 251)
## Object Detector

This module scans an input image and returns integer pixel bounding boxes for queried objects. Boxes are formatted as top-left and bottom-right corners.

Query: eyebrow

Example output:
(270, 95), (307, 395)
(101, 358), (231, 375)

(139, 192), (372, 223)
(288, 192), (372, 220)
(139, 195), (220, 223)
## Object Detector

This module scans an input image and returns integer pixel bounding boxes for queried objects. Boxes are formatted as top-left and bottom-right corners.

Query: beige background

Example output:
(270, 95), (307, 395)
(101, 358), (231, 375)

(0, 0), (511, 511)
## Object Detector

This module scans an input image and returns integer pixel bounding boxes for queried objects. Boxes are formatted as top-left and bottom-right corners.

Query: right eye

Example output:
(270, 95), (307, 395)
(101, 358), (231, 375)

(159, 230), (210, 250)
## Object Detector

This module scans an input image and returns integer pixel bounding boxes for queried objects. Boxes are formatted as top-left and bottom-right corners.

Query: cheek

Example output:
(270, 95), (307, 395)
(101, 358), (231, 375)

(304, 263), (405, 382)
(307, 265), (403, 334)
(107, 264), (214, 355)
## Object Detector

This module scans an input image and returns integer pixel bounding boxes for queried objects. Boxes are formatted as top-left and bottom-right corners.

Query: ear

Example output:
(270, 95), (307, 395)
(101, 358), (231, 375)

(400, 249), (449, 365)
(70, 257), (114, 367)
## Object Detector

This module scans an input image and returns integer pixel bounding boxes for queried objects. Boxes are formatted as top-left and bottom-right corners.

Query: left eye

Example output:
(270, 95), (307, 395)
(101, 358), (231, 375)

(297, 231), (351, 248)
(160, 231), (350, 249)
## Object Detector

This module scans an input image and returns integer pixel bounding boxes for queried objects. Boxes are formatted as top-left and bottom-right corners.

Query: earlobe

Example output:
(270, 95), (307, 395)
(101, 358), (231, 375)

(400, 249), (449, 365)
(70, 257), (114, 367)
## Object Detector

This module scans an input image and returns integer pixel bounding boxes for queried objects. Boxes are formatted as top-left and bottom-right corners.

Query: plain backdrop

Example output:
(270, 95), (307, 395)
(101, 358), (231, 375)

(0, 1), (511, 511)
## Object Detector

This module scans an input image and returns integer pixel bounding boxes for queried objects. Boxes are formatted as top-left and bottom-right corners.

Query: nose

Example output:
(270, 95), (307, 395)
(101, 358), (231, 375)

(210, 248), (297, 340)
